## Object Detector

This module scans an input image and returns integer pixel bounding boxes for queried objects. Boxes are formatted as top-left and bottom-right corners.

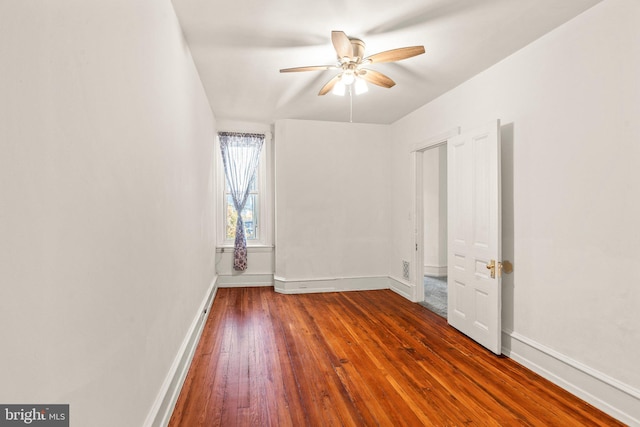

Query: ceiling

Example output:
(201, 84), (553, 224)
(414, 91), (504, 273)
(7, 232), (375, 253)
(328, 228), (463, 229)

(171, 0), (601, 125)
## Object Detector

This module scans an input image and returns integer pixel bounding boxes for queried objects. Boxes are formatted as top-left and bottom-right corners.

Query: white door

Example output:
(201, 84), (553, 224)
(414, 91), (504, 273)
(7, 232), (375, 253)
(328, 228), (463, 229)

(447, 120), (502, 354)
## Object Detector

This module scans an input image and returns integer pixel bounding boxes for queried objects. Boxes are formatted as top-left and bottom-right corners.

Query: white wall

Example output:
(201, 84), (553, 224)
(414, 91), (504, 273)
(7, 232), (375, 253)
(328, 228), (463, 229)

(390, 0), (640, 422)
(215, 247), (274, 287)
(0, 1), (216, 426)
(274, 119), (391, 291)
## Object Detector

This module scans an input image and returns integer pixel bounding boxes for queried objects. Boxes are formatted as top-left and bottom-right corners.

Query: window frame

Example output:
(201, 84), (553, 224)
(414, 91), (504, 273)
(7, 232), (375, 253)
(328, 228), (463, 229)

(216, 131), (272, 248)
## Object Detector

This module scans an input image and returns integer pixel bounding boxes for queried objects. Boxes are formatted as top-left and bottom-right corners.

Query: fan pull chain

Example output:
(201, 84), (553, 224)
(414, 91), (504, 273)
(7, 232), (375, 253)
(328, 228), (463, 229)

(349, 85), (353, 123)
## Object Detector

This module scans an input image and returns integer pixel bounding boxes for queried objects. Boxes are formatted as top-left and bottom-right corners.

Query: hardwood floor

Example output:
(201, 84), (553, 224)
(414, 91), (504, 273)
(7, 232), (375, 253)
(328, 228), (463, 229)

(169, 287), (622, 426)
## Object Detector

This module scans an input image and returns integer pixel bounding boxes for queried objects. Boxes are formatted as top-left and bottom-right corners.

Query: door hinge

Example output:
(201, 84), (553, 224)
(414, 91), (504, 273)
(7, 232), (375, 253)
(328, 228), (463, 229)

(416, 243), (418, 251)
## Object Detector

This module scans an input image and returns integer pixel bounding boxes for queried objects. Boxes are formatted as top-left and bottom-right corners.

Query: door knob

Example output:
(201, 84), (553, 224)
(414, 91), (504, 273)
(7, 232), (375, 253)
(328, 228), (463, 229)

(501, 260), (513, 274)
(486, 260), (513, 279)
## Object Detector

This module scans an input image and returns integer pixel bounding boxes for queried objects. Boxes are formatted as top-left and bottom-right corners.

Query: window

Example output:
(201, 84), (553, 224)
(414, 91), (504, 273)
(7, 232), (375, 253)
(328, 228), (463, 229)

(224, 167), (259, 241)
(217, 130), (271, 247)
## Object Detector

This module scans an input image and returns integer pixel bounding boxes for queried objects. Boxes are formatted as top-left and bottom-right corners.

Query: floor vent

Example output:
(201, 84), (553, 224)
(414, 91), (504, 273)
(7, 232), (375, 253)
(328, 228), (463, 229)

(402, 260), (410, 281)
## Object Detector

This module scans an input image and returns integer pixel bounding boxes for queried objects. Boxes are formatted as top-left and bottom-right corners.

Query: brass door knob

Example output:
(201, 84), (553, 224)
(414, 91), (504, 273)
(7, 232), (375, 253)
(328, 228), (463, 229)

(502, 260), (513, 274)
(486, 260), (513, 279)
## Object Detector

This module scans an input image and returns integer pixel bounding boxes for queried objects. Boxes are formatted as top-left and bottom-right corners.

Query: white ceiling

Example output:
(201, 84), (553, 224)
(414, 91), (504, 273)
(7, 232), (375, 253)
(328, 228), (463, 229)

(171, 0), (601, 124)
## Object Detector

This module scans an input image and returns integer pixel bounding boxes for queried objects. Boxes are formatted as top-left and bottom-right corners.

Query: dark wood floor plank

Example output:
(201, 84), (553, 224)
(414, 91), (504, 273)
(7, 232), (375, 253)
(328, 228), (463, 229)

(168, 288), (624, 427)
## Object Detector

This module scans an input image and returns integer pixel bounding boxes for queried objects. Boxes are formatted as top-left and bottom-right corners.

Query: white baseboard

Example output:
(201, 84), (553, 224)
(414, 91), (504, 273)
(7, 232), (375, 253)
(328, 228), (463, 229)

(388, 275), (415, 301)
(143, 275), (218, 427)
(423, 265), (447, 277)
(273, 275), (417, 301)
(217, 273), (273, 288)
(502, 329), (640, 427)
(274, 276), (388, 294)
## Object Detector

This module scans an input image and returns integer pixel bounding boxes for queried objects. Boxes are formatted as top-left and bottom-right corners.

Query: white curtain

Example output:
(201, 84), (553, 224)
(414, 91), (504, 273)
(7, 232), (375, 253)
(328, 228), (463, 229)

(219, 132), (264, 271)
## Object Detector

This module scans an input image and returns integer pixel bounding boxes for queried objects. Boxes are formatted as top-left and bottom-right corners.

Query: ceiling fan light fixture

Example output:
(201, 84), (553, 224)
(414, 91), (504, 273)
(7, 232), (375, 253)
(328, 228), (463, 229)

(355, 78), (368, 95)
(341, 71), (355, 86)
(332, 80), (346, 96)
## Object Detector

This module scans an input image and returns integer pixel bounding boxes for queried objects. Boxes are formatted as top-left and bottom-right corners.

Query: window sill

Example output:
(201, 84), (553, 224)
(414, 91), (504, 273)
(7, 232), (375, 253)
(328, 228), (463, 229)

(216, 245), (274, 253)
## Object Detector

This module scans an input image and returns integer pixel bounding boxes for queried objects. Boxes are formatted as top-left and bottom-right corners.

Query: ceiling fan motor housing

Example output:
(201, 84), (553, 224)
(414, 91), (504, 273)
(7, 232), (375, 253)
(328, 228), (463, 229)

(348, 38), (366, 61)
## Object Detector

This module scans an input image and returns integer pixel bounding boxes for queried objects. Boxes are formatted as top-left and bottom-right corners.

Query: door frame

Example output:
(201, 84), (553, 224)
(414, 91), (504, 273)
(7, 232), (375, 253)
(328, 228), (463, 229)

(411, 127), (459, 304)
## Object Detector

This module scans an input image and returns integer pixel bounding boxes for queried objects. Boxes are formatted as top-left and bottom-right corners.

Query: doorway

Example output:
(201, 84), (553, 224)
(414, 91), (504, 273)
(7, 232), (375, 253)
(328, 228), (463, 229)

(412, 128), (458, 318)
(418, 145), (448, 317)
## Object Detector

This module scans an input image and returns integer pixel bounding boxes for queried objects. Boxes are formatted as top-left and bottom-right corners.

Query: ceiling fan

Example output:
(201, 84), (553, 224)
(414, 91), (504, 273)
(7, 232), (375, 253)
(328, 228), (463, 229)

(280, 31), (425, 96)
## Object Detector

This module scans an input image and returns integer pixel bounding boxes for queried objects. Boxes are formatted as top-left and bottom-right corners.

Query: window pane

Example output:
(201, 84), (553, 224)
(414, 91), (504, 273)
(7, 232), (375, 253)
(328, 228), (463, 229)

(225, 172), (257, 192)
(226, 194), (258, 240)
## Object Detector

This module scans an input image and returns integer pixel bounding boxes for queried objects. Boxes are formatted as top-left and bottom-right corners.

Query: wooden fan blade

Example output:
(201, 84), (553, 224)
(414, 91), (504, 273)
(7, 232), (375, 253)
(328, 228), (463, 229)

(364, 46), (425, 64)
(280, 65), (336, 73)
(318, 74), (342, 96)
(359, 69), (396, 88)
(331, 31), (353, 60)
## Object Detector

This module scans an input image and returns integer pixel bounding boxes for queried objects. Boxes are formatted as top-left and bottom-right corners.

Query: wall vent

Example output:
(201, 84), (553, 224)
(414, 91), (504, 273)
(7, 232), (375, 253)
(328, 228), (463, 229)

(402, 260), (410, 281)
